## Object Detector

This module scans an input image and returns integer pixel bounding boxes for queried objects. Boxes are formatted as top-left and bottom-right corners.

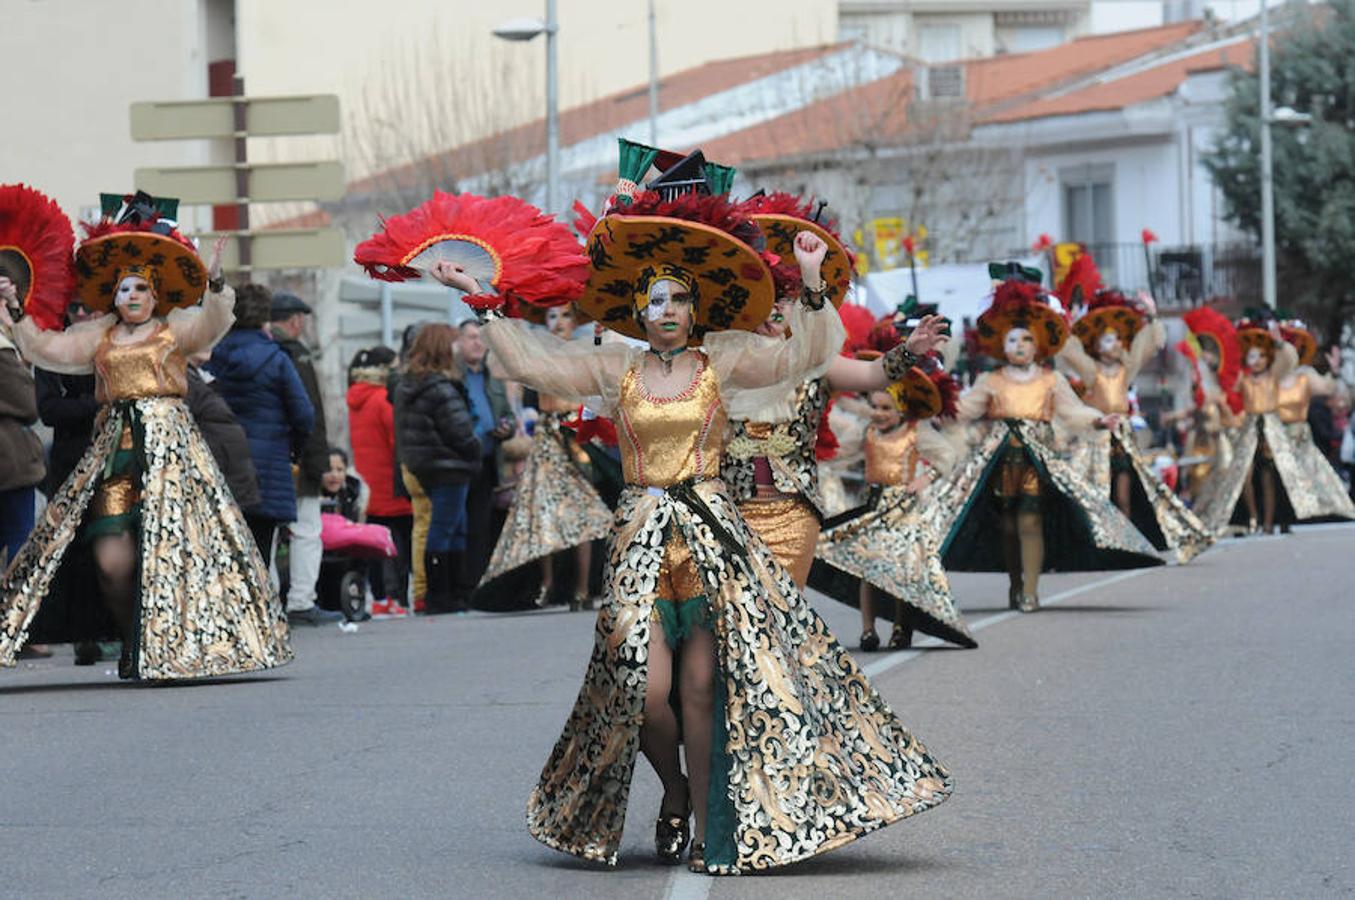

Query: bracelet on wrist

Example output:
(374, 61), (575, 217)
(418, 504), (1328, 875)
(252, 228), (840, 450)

(800, 282), (828, 311)
(881, 343), (919, 382)
(208, 276), (225, 293)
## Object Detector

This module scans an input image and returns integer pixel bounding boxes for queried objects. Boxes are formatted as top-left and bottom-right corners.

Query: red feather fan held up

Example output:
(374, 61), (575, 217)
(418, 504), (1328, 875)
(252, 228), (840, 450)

(0, 183), (76, 331)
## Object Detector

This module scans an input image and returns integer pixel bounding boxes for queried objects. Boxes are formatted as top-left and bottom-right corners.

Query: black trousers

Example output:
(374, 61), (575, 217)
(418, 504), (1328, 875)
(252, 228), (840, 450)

(367, 513), (413, 604)
(245, 514), (279, 569)
(461, 456), (500, 591)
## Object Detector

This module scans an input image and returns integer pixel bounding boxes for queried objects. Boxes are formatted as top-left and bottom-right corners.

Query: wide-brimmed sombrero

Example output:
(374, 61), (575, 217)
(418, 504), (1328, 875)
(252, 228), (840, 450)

(975, 275), (1067, 360)
(1072, 289), (1145, 354)
(0, 183), (75, 331)
(1235, 323), (1277, 365)
(578, 194), (774, 344)
(744, 192), (853, 308)
(73, 190), (207, 315)
(1279, 320), (1316, 366)
(852, 350), (957, 420)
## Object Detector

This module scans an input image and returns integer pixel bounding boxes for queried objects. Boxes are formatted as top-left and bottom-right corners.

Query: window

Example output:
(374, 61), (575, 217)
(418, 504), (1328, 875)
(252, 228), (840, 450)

(1062, 165), (1116, 277)
(1005, 26), (1064, 53)
(917, 24), (962, 63)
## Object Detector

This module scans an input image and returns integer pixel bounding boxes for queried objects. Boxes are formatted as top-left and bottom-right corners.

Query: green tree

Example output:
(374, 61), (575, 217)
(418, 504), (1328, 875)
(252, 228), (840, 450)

(1203, 1), (1355, 341)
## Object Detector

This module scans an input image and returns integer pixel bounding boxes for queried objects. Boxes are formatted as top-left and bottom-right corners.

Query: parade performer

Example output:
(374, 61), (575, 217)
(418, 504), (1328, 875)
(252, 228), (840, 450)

(809, 355), (977, 650)
(477, 302), (613, 611)
(1275, 321), (1355, 521)
(923, 264), (1161, 613)
(724, 192), (948, 587)
(1196, 313), (1354, 533)
(420, 152), (950, 874)
(1058, 288), (1213, 562)
(1168, 306), (1242, 502)
(0, 190), (291, 680)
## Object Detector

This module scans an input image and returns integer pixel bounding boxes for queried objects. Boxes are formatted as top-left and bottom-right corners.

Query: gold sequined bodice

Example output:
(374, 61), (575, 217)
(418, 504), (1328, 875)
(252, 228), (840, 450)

(1240, 372), (1279, 415)
(1087, 365), (1130, 414)
(864, 423), (918, 486)
(986, 368), (1056, 421)
(617, 353), (725, 487)
(94, 323), (189, 403)
(1277, 373), (1311, 424)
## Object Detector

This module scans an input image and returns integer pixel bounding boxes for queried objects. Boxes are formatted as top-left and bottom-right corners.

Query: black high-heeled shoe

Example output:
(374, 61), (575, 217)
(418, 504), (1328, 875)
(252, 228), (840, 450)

(859, 629), (880, 652)
(655, 779), (691, 864)
(887, 622), (913, 650)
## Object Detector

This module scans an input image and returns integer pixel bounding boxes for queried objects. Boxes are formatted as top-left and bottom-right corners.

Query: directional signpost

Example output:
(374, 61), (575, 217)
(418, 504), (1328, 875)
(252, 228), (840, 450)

(129, 88), (345, 272)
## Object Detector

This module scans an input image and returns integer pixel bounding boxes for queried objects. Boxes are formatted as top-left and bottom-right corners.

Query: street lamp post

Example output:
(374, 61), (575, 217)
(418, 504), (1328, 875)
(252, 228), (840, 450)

(1259, 0), (1276, 309)
(493, 1), (560, 213)
(648, 0), (659, 145)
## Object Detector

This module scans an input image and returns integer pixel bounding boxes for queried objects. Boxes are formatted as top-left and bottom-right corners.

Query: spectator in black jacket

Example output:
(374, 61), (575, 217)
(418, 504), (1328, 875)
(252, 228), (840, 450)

(394, 324), (481, 614)
(188, 356), (261, 512)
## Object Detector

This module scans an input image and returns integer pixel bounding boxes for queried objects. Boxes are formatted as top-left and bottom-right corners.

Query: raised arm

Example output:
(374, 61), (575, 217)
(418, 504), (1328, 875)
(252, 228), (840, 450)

(954, 373), (995, 424)
(1123, 319), (1166, 382)
(825, 314), (952, 394)
(6, 314), (114, 375)
(1052, 370), (1105, 432)
(1056, 335), (1098, 385)
(708, 301), (845, 395)
(1271, 340), (1299, 382)
(482, 315), (632, 410)
(167, 284), (236, 357)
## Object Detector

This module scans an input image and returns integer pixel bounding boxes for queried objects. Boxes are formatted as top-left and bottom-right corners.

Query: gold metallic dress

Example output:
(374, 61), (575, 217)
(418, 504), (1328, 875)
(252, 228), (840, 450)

(811, 420), (976, 647)
(483, 306), (951, 873)
(474, 393), (612, 608)
(921, 367), (1161, 573)
(1058, 324), (1213, 562)
(1196, 351), (1355, 531)
(1, 292), (292, 680)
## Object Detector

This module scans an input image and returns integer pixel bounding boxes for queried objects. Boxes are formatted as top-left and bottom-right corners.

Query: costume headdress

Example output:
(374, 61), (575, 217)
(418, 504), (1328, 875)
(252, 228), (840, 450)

(0, 184), (75, 331)
(74, 191), (207, 316)
(354, 191), (589, 315)
(1181, 306), (1241, 388)
(1056, 251), (1102, 310)
(1277, 314), (1316, 366)
(575, 139), (773, 344)
(1234, 307), (1279, 366)
(975, 262), (1068, 360)
(886, 356), (959, 420)
(742, 192), (854, 308)
(1072, 289), (1146, 356)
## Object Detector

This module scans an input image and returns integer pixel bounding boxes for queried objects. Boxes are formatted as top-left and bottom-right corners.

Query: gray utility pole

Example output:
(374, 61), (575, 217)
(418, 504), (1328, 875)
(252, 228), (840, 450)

(545, 0), (559, 214)
(1259, 0), (1276, 309)
(649, 0), (659, 145)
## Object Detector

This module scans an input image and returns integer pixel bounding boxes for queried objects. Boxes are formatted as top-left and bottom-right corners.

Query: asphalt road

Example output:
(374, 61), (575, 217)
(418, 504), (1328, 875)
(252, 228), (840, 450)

(2, 523), (1352, 900)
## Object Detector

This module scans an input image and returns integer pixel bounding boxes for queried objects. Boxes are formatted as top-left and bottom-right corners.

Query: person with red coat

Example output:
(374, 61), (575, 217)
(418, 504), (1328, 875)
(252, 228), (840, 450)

(347, 347), (414, 616)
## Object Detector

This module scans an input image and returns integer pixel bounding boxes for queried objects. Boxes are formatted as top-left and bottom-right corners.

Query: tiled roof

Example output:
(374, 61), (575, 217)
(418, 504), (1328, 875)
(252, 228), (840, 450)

(703, 20), (1206, 165)
(980, 37), (1253, 124)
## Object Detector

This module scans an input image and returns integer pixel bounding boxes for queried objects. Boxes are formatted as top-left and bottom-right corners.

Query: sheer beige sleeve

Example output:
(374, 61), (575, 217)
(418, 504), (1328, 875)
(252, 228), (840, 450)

(1056, 335), (1098, 385)
(916, 420), (958, 475)
(482, 315), (635, 414)
(167, 284), (236, 356)
(1272, 342), (1299, 381)
(1052, 370), (1104, 432)
(1301, 367), (1341, 398)
(954, 373), (994, 423)
(9, 314), (115, 375)
(1123, 319), (1166, 382)
(713, 303), (846, 417)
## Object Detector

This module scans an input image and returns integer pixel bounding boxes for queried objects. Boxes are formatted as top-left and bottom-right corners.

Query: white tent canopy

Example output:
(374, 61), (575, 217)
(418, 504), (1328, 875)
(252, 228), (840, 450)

(856, 256), (1047, 324)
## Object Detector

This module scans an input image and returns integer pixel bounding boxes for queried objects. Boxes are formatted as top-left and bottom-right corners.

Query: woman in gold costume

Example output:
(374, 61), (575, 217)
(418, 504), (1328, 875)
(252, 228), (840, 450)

(1166, 307), (1243, 503)
(430, 161), (952, 875)
(476, 303), (612, 611)
(1273, 322), (1355, 523)
(1058, 289), (1213, 562)
(725, 193), (948, 588)
(1197, 313), (1355, 533)
(922, 265), (1161, 613)
(810, 359), (977, 650)
(0, 194), (291, 680)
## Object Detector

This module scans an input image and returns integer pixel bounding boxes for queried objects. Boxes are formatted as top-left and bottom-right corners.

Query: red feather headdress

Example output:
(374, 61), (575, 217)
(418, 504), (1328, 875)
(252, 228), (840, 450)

(354, 191), (589, 311)
(1056, 252), (1102, 310)
(0, 184), (75, 331)
(838, 302), (876, 357)
(1182, 306), (1241, 392)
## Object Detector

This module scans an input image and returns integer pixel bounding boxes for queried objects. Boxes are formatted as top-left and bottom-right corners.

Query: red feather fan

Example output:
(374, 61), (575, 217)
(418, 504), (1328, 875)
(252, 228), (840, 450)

(571, 200), (598, 240)
(1056, 253), (1102, 310)
(354, 191), (589, 311)
(0, 184), (75, 331)
(1182, 306), (1241, 393)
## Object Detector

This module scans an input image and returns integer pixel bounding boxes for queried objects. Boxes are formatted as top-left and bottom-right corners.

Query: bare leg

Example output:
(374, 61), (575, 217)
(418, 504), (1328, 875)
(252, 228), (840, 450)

(1113, 471), (1132, 517)
(680, 626), (717, 845)
(573, 542), (592, 597)
(858, 581), (875, 634)
(1001, 510), (1022, 603)
(93, 533), (137, 634)
(1242, 463), (1259, 527)
(1260, 467), (1277, 534)
(640, 628), (686, 814)
(540, 555), (554, 590)
(1017, 510), (1043, 602)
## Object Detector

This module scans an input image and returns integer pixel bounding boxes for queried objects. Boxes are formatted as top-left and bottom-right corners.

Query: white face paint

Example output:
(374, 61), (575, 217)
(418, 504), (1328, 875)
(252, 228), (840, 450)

(1246, 347), (1266, 371)
(646, 278), (689, 322)
(1098, 330), (1122, 357)
(1004, 327), (1036, 364)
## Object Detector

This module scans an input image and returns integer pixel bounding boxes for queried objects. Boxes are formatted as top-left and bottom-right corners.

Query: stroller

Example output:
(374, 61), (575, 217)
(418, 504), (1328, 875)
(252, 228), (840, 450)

(278, 515), (397, 621)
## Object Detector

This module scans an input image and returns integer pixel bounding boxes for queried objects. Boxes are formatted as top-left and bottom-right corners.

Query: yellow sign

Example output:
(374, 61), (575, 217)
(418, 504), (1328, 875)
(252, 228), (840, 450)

(861, 218), (928, 272)
(1051, 241), (1083, 289)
